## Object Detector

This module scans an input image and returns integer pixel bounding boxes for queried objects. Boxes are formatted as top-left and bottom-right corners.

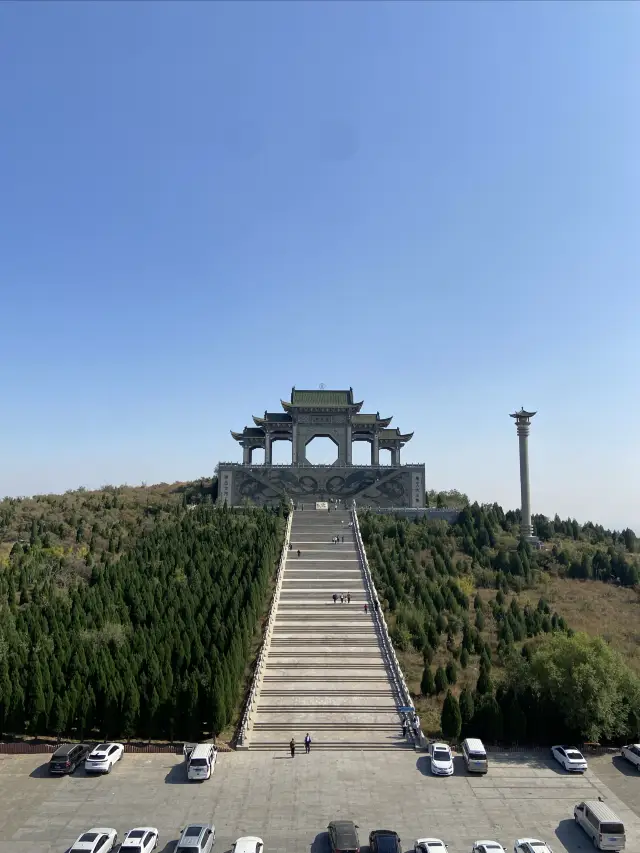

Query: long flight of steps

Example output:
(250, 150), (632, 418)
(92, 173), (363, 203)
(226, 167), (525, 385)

(248, 508), (407, 750)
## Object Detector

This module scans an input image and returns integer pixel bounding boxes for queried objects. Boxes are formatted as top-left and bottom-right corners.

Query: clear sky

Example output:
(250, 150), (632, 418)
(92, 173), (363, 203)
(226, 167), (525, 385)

(1, 1), (639, 531)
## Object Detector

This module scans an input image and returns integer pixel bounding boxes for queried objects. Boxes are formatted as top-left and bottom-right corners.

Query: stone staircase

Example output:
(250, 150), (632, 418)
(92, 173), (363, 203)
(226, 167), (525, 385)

(248, 508), (407, 750)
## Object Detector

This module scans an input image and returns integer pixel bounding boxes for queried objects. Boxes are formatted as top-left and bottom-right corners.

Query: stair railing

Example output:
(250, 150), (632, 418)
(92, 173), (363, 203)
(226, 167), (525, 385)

(351, 503), (418, 744)
(237, 502), (294, 748)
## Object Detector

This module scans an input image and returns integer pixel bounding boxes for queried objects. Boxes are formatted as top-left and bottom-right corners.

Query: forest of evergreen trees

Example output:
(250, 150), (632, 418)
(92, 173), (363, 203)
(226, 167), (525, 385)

(360, 502), (640, 744)
(0, 490), (284, 742)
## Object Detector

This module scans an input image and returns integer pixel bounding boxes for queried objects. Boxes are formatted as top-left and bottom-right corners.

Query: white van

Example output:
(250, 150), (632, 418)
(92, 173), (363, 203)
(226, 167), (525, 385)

(461, 738), (488, 774)
(184, 743), (217, 781)
(574, 800), (626, 850)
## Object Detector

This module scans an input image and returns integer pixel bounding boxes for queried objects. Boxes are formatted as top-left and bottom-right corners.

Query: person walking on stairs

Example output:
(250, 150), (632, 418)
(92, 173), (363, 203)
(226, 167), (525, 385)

(297, 549), (301, 558)
(332, 593), (337, 604)
(341, 535), (344, 543)
(402, 719), (408, 739)
(290, 738), (296, 758)
(347, 592), (351, 604)
(340, 594), (344, 603)
(364, 602), (368, 614)
(305, 733), (311, 754)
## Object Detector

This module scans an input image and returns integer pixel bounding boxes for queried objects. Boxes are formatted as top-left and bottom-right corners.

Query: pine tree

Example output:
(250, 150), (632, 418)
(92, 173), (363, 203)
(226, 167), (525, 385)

(421, 666), (435, 696)
(434, 666), (448, 695)
(441, 690), (462, 740)
(476, 665), (493, 696)
(445, 661), (458, 685)
(459, 687), (475, 732)
(460, 648), (469, 669)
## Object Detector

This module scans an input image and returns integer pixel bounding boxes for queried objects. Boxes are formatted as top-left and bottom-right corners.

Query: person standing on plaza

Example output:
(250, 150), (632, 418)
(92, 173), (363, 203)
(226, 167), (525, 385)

(305, 733), (311, 754)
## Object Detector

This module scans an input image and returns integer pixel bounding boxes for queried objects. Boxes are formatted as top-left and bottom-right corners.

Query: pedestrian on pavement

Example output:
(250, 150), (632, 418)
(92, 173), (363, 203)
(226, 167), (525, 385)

(364, 603), (368, 614)
(297, 549), (301, 558)
(340, 594), (344, 603)
(347, 592), (351, 604)
(305, 733), (311, 754)
(290, 738), (295, 758)
(333, 593), (337, 604)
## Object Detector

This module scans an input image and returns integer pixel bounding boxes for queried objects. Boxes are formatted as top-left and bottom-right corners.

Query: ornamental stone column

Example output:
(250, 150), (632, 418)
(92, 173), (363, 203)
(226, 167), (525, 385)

(510, 408), (537, 539)
(242, 445), (251, 465)
(264, 433), (272, 465)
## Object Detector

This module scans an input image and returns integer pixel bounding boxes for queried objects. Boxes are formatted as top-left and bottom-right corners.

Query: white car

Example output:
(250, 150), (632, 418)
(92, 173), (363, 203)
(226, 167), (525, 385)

(121, 828), (159, 853)
(69, 828), (118, 853)
(430, 742), (454, 776)
(550, 745), (587, 773)
(473, 843), (505, 853)
(621, 744), (640, 769)
(85, 742), (124, 774)
(513, 840), (554, 853)
(415, 839), (448, 853)
(232, 837), (264, 853)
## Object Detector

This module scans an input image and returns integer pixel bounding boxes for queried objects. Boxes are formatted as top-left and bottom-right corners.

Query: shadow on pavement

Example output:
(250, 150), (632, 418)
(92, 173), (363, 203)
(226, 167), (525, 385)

(612, 755), (640, 777)
(310, 832), (329, 853)
(164, 763), (189, 784)
(30, 761), (56, 778)
(555, 818), (586, 853)
(158, 841), (177, 853)
(415, 756), (430, 776)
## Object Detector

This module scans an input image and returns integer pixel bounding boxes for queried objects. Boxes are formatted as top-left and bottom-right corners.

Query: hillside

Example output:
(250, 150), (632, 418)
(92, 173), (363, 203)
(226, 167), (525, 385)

(360, 497), (640, 744)
(0, 480), (284, 743)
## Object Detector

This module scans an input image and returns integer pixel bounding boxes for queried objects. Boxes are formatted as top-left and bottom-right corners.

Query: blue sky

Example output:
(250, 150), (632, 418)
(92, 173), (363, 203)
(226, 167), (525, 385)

(1, 1), (639, 531)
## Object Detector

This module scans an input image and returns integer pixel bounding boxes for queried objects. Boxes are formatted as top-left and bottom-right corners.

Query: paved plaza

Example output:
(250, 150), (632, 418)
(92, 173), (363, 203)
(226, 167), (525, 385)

(1, 750), (639, 853)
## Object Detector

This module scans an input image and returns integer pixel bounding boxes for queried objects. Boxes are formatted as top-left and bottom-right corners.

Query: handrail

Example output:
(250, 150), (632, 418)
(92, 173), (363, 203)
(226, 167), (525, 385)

(351, 503), (419, 744)
(236, 502), (294, 748)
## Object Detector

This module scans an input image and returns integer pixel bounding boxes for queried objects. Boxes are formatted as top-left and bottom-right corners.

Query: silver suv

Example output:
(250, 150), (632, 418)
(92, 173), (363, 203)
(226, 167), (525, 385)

(176, 825), (216, 853)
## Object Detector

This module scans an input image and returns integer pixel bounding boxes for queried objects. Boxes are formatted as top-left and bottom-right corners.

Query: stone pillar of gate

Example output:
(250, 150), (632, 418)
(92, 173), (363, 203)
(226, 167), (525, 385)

(345, 421), (352, 466)
(371, 432), (380, 465)
(265, 434), (272, 465)
(242, 445), (252, 465)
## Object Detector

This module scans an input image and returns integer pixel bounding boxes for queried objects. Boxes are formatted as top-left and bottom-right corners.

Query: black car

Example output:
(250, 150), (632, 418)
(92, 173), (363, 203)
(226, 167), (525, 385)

(328, 821), (360, 853)
(369, 831), (402, 853)
(49, 743), (91, 775)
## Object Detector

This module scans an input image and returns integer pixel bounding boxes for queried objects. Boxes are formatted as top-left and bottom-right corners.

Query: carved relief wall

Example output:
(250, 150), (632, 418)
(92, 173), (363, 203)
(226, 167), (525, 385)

(217, 464), (425, 509)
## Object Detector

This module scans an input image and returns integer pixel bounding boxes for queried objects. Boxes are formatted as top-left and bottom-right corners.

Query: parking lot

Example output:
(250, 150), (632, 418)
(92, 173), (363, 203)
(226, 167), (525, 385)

(0, 749), (638, 853)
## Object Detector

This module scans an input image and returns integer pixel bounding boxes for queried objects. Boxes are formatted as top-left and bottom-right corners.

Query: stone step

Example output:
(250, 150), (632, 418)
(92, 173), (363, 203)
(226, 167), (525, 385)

(247, 742), (411, 751)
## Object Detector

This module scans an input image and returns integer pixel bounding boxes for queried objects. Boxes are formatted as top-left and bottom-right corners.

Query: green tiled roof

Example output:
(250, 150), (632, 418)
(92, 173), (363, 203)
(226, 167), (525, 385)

(379, 428), (413, 440)
(263, 413), (292, 422)
(290, 390), (353, 407)
(352, 414), (378, 424)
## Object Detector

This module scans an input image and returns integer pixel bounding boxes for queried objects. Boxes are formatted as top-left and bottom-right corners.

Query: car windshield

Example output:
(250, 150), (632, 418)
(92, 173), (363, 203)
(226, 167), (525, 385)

(95, 743), (110, 751)
(190, 758), (208, 766)
(565, 750), (583, 760)
(376, 836), (398, 853)
(128, 833), (144, 840)
(433, 750), (450, 762)
(79, 834), (99, 843)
